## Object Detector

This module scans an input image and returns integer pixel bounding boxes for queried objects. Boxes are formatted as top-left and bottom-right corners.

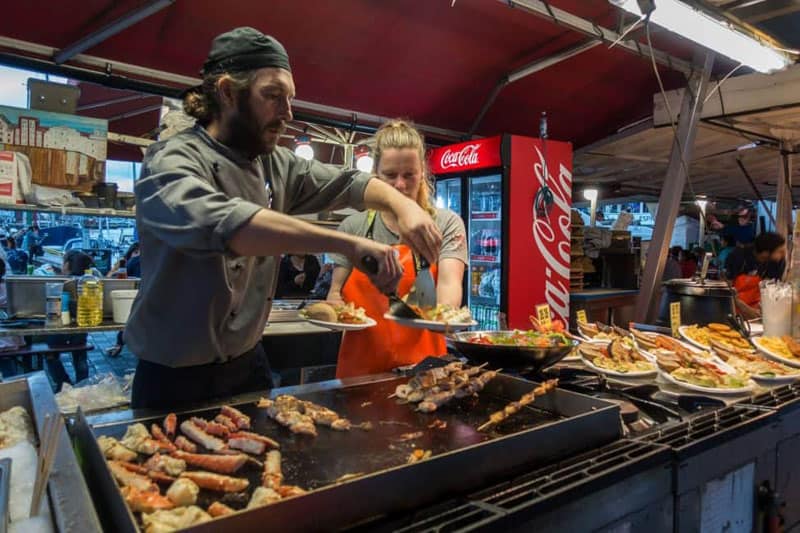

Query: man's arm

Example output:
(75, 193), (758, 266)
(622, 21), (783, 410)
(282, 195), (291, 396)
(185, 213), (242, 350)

(326, 265), (352, 305)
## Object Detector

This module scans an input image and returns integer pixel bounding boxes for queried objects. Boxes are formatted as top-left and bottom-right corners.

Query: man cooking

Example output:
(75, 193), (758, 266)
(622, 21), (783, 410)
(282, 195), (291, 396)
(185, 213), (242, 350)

(126, 27), (442, 409)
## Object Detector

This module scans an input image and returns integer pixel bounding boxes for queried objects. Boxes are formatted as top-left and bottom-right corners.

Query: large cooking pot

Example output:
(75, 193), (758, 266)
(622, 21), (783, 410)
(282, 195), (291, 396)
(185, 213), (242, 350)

(657, 278), (736, 326)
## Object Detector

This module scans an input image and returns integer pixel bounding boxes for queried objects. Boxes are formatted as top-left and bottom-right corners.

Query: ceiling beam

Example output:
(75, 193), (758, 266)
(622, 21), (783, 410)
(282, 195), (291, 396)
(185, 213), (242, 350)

(54, 0), (176, 64)
(469, 39), (600, 135)
(76, 93), (153, 111)
(497, 0), (694, 75)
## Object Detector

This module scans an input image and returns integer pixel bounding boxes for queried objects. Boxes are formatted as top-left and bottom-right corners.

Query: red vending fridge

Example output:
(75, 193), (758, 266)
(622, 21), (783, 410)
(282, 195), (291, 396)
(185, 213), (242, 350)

(428, 134), (573, 330)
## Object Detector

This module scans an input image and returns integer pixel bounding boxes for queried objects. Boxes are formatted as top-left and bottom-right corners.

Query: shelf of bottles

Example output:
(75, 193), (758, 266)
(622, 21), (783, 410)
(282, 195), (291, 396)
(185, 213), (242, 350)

(468, 175), (502, 330)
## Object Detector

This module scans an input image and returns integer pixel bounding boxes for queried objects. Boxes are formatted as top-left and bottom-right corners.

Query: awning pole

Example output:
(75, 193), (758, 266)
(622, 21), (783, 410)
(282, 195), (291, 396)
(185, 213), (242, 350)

(634, 51), (715, 323)
(776, 143), (794, 238)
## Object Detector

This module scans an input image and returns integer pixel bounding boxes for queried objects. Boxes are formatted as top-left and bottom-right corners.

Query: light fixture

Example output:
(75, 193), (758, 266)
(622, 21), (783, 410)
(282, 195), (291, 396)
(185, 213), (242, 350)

(354, 145), (374, 173)
(695, 195), (708, 213)
(610, 0), (791, 73)
(583, 188), (599, 226)
(294, 135), (314, 161)
(696, 195), (708, 245)
(582, 188), (599, 202)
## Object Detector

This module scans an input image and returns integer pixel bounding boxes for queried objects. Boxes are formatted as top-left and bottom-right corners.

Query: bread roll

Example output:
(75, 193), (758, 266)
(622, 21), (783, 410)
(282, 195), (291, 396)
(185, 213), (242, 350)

(304, 302), (338, 322)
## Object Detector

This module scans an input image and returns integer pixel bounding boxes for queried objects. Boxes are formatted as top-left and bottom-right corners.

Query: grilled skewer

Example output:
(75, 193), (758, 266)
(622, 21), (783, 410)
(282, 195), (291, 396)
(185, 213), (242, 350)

(478, 379), (558, 432)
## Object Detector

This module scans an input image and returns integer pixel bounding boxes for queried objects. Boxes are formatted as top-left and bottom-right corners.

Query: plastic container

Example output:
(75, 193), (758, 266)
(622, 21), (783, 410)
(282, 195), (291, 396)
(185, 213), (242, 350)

(45, 282), (62, 328)
(110, 290), (138, 324)
(77, 270), (103, 327)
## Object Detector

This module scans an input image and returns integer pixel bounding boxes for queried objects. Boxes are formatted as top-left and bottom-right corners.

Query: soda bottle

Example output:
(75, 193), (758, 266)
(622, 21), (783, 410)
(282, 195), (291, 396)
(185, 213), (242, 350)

(77, 269), (103, 327)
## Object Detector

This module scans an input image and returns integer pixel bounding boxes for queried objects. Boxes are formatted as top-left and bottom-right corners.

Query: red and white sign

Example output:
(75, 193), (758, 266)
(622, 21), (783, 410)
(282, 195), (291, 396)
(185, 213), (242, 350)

(428, 136), (502, 175)
(506, 137), (573, 329)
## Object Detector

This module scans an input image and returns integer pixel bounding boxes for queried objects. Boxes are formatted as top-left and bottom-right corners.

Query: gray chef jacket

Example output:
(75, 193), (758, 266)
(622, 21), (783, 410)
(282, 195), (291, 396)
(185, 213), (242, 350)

(126, 125), (371, 367)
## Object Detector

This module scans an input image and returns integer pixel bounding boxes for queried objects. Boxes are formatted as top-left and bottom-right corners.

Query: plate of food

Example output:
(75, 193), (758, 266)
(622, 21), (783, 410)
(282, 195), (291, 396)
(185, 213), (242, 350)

(752, 336), (800, 369)
(385, 304), (477, 332)
(299, 302), (376, 331)
(576, 321), (629, 343)
(711, 340), (800, 385)
(679, 323), (753, 352)
(578, 340), (657, 378)
(653, 347), (753, 395)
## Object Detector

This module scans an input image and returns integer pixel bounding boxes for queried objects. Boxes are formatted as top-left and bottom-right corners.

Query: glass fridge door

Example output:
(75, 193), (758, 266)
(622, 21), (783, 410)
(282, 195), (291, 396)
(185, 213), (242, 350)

(467, 174), (502, 330)
(435, 179), (462, 214)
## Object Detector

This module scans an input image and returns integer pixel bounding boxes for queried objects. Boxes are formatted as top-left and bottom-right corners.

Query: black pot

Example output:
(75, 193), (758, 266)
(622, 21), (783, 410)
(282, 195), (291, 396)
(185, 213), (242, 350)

(657, 278), (736, 326)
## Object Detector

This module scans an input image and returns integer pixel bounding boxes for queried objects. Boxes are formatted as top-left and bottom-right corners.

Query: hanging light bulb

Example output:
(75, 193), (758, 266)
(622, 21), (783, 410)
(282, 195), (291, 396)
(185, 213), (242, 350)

(354, 145), (374, 173)
(294, 135), (314, 161)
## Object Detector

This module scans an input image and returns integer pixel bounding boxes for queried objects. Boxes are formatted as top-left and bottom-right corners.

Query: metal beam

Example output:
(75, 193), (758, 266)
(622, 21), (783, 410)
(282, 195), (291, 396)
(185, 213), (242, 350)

(735, 157), (777, 227)
(54, 0), (175, 64)
(469, 39), (601, 135)
(497, 0), (694, 75)
(776, 143), (794, 237)
(635, 51), (715, 323)
(76, 93), (152, 111)
(107, 104), (163, 122)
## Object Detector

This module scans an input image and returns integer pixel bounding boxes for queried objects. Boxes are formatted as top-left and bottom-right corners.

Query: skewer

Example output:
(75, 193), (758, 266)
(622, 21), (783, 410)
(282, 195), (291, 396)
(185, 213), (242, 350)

(30, 413), (63, 516)
(477, 379), (558, 432)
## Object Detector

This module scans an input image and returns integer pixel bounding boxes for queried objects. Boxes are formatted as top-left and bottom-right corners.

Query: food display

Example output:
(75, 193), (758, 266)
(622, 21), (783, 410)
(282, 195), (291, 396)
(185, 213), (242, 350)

(576, 321), (628, 342)
(578, 341), (656, 376)
(711, 340), (800, 381)
(478, 379), (559, 432)
(100, 406), (310, 531)
(680, 323), (752, 351)
(752, 335), (800, 368)
(300, 302), (370, 325)
(391, 362), (499, 413)
(468, 329), (570, 348)
(408, 304), (474, 324)
(257, 395), (370, 436)
(652, 345), (750, 392)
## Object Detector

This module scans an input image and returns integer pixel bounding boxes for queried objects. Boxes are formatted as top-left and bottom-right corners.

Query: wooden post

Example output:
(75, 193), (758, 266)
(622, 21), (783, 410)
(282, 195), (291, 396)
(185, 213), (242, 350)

(776, 143), (793, 238)
(635, 52), (715, 323)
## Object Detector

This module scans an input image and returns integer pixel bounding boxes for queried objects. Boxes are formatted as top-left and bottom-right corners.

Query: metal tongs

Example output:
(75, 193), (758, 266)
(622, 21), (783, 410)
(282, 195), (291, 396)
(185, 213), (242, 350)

(361, 256), (421, 319)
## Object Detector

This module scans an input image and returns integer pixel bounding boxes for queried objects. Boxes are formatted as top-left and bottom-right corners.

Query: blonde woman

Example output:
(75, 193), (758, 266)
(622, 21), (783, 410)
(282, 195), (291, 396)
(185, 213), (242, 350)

(328, 120), (468, 378)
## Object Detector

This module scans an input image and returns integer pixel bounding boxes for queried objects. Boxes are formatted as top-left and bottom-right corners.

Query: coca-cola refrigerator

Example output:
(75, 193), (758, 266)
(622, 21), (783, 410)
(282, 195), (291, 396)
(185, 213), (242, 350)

(429, 134), (573, 330)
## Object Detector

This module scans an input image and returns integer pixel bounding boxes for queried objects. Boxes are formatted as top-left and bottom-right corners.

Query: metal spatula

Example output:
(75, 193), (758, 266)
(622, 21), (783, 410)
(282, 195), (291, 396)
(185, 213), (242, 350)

(361, 256), (421, 319)
(406, 256), (436, 309)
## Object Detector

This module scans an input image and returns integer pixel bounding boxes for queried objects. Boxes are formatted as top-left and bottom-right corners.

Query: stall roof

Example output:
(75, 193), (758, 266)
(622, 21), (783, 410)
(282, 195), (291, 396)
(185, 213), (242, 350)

(0, 1), (796, 160)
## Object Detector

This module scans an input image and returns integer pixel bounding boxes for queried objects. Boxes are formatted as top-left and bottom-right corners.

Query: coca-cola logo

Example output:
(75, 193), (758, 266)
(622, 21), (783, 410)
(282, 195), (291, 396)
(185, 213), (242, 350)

(531, 145), (572, 323)
(439, 144), (480, 170)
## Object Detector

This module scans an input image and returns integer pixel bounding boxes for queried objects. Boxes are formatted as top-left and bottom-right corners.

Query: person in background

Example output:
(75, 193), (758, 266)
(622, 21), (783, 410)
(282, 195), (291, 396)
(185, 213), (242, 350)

(680, 250), (697, 279)
(716, 234), (736, 276)
(725, 231), (786, 318)
(662, 247), (682, 281)
(22, 225), (42, 258)
(43, 250), (93, 392)
(327, 119), (468, 378)
(275, 254), (320, 298)
(310, 262), (334, 300)
(4, 238), (28, 275)
(107, 242), (141, 278)
(126, 243), (141, 278)
(725, 208), (756, 245)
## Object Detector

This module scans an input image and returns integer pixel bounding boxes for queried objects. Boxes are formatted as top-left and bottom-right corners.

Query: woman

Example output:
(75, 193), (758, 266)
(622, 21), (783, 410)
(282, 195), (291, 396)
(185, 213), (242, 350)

(44, 250), (94, 391)
(108, 242), (140, 278)
(725, 231), (786, 318)
(275, 254), (321, 298)
(327, 120), (467, 378)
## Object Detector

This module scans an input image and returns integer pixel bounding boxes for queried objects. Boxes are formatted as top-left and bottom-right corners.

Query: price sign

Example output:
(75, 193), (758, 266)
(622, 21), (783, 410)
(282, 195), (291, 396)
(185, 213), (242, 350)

(670, 302), (681, 337)
(535, 304), (552, 328)
(576, 309), (588, 324)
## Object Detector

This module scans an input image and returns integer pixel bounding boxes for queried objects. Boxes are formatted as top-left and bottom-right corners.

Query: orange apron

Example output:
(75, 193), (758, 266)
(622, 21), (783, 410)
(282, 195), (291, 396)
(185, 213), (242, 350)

(336, 211), (447, 378)
(733, 273), (761, 307)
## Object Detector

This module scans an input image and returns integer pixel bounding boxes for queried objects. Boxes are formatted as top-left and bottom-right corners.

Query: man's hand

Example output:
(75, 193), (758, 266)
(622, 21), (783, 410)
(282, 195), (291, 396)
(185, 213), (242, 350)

(347, 237), (403, 295)
(293, 273), (306, 286)
(394, 201), (442, 265)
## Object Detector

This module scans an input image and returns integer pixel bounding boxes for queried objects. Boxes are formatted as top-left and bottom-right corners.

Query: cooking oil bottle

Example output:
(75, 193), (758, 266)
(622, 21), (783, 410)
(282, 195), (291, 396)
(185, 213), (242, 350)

(77, 269), (103, 327)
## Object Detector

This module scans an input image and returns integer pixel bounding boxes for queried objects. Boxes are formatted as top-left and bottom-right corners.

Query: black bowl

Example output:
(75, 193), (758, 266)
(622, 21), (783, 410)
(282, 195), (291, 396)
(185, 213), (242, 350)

(448, 330), (577, 371)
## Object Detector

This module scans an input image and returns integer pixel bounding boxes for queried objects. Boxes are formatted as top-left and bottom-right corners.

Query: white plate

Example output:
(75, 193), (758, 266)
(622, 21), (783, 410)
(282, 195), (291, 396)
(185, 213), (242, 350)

(580, 354), (657, 378)
(678, 325), (754, 353)
(752, 336), (800, 369)
(658, 368), (754, 396)
(383, 313), (477, 332)
(750, 373), (800, 386)
(302, 316), (377, 331)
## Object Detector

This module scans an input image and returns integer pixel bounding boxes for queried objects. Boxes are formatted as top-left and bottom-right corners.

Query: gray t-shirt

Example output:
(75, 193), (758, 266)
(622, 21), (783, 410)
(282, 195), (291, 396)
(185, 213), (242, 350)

(126, 125), (372, 367)
(330, 208), (468, 269)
